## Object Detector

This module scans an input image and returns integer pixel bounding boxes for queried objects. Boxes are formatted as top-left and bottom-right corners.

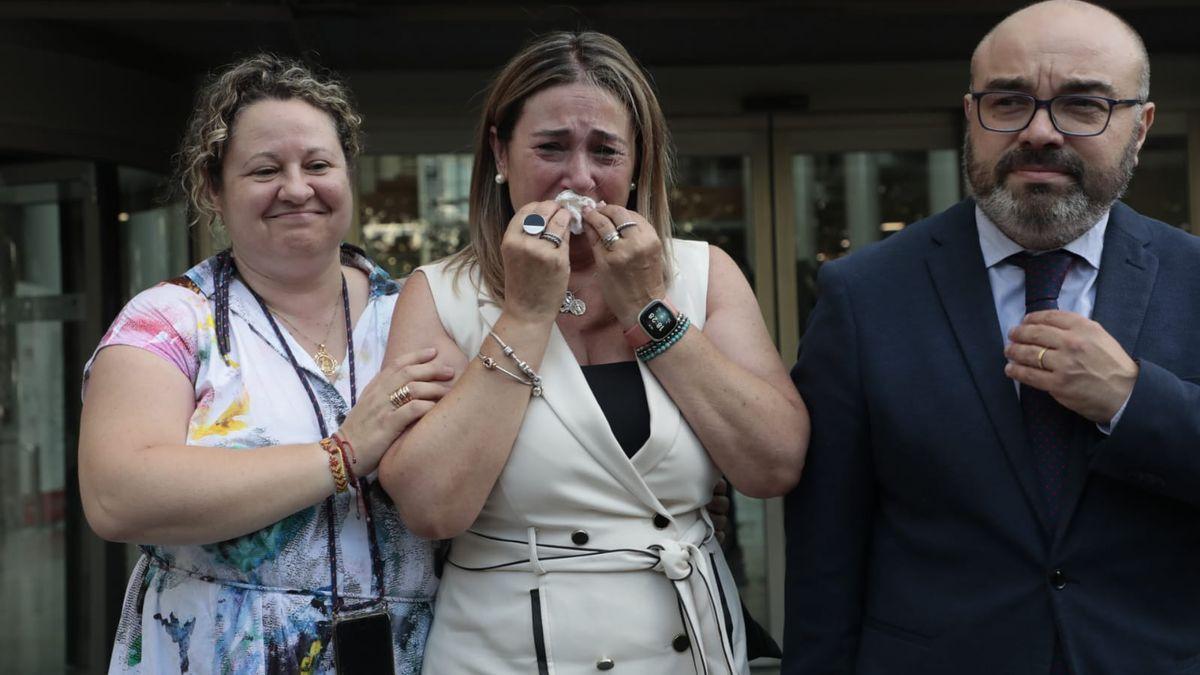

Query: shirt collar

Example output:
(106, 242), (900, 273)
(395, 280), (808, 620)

(975, 205), (1106, 270)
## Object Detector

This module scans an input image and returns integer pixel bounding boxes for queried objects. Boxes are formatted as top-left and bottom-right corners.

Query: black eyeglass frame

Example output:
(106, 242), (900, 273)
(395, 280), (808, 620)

(969, 91), (1146, 137)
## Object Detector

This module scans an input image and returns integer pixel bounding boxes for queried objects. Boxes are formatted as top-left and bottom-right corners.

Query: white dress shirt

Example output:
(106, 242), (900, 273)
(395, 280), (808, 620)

(975, 205), (1127, 430)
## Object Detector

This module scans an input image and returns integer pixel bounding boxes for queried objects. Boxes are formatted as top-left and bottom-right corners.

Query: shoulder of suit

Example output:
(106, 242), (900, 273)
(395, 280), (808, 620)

(1110, 200), (1200, 253)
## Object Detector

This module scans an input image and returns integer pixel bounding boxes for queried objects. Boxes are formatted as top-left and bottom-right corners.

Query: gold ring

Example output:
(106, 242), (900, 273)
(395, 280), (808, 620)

(1036, 347), (1049, 370)
(388, 384), (413, 409)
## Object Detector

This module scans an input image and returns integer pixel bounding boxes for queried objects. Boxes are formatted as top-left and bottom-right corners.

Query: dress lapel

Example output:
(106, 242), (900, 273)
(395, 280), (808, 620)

(629, 359), (683, 476)
(925, 204), (1052, 533)
(476, 299), (672, 516)
(1055, 202), (1157, 538)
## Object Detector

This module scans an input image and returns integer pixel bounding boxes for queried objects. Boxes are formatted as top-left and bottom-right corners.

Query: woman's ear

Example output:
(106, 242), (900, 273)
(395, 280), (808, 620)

(489, 125), (507, 179)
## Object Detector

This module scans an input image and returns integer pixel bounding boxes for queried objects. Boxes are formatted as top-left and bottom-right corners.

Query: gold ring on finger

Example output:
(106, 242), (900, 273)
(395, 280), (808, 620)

(389, 384), (413, 409)
(615, 221), (637, 235)
(1036, 346), (1049, 370)
(601, 231), (621, 250)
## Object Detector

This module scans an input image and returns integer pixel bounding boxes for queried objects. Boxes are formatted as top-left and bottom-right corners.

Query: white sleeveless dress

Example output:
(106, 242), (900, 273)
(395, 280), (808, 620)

(419, 239), (750, 675)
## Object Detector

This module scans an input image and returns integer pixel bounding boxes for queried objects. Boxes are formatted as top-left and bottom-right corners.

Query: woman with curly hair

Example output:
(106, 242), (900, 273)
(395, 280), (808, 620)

(79, 54), (447, 674)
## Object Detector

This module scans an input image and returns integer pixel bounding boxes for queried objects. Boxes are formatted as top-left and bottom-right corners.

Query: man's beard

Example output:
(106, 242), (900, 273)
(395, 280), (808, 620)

(963, 130), (1139, 251)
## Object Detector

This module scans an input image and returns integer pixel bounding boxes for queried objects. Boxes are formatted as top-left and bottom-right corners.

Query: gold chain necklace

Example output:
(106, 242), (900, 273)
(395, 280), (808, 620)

(269, 298), (342, 380)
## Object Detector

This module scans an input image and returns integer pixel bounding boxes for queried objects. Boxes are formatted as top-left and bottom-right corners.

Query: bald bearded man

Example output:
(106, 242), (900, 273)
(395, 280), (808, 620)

(784, 1), (1200, 673)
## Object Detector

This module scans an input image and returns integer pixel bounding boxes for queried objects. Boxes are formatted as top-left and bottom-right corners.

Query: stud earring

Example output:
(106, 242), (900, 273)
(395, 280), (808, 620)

(495, 173), (506, 185)
(629, 182), (636, 191)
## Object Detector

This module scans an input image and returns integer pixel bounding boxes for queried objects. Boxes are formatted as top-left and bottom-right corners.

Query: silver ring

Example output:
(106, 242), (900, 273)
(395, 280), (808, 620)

(389, 385), (413, 410)
(601, 231), (621, 251)
(522, 213), (547, 236)
(539, 232), (563, 248)
(615, 221), (638, 235)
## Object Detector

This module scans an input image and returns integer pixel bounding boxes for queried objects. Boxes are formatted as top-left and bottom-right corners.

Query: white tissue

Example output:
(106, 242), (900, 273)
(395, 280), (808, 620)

(555, 189), (596, 235)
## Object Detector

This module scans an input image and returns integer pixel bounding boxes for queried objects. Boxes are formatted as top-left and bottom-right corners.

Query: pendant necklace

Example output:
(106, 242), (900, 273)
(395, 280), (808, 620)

(270, 287), (343, 380)
(560, 289), (587, 316)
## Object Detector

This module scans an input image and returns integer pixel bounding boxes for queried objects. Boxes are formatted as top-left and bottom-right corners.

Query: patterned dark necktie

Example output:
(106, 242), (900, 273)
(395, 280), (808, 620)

(1010, 250), (1079, 521)
(1010, 249), (1079, 675)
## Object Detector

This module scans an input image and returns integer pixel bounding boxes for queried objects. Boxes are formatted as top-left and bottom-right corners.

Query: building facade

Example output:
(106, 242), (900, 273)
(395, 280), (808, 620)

(2, 2), (1198, 672)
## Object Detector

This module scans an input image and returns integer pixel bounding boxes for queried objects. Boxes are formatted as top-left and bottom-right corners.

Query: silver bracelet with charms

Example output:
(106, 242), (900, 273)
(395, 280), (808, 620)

(480, 331), (544, 397)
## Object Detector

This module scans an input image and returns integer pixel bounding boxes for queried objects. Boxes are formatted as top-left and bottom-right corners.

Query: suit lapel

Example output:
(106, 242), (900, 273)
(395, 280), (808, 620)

(1055, 202), (1157, 538)
(925, 204), (1052, 533)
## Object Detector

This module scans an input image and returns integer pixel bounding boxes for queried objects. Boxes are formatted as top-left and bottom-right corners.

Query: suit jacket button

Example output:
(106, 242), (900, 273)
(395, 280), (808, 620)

(653, 513), (670, 529)
(1049, 569), (1067, 590)
(571, 529), (590, 546)
(672, 633), (691, 652)
(596, 657), (615, 670)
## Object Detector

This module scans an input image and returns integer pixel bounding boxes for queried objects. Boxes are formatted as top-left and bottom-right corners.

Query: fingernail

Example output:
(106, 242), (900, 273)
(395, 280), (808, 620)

(597, 200), (607, 207)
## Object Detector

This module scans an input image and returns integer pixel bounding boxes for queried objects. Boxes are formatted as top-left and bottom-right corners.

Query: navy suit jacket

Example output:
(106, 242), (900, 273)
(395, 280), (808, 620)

(784, 199), (1200, 674)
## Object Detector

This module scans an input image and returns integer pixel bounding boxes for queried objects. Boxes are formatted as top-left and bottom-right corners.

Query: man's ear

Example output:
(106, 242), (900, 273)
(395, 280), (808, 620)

(1131, 102), (1156, 167)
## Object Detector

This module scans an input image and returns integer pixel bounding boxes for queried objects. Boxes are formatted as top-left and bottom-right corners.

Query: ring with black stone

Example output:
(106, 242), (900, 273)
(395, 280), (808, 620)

(522, 213), (548, 236)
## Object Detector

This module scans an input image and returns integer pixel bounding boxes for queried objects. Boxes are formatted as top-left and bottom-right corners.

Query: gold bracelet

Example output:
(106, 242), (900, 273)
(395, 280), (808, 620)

(320, 437), (350, 493)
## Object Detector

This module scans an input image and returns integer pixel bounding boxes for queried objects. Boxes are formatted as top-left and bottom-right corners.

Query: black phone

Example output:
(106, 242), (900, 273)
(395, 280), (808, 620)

(333, 611), (395, 675)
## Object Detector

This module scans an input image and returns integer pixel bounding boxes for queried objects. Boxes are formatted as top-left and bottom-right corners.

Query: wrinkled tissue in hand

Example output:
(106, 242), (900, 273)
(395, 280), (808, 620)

(555, 189), (596, 235)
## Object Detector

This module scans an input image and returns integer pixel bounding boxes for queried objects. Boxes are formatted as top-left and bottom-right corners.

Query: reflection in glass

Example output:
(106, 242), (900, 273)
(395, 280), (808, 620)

(0, 182), (67, 673)
(119, 167), (190, 297)
(672, 155), (755, 286)
(794, 149), (960, 331)
(357, 154), (471, 278)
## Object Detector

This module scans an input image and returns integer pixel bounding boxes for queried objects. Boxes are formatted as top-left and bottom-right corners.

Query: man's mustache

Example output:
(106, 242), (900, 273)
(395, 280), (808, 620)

(994, 148), (1085, 182)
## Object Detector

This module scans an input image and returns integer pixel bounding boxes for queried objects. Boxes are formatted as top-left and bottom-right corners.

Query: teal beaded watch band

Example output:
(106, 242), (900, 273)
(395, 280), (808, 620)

(635, 314), (691, 362)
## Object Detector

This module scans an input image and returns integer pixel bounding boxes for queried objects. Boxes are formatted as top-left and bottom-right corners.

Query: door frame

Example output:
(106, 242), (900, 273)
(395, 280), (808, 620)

(0, 160), (126, 673)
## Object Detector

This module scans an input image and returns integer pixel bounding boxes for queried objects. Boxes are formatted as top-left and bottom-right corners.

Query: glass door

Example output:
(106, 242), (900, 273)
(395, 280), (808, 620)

(0, 161), (122, 674)
(772, 112), (963, 361)
(672, 123), (781, 662)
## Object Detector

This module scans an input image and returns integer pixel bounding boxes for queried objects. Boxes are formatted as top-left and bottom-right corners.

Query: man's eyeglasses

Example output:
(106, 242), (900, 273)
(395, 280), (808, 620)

(969, 91), (1145, 137)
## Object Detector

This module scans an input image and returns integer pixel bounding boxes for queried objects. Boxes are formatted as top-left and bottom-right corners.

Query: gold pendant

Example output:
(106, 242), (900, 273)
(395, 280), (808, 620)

(314, 344), (339, 380)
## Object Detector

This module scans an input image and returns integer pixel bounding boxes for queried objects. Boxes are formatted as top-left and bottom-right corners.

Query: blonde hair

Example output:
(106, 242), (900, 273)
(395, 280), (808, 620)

(453, 31), (676, 299)
(173, 53), (363, 234)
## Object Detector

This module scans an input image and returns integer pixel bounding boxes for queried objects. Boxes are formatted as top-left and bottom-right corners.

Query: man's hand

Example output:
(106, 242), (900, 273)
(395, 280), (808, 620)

(1004, 310), (1138, 424)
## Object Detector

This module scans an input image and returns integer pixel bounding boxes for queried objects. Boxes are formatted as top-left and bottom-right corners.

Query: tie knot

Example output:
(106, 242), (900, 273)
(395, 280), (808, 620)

(1009, 250), (1076, 312)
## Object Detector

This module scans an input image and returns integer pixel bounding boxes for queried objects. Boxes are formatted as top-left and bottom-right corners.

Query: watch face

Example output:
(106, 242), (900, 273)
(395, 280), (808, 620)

(640, 301), (677, 341)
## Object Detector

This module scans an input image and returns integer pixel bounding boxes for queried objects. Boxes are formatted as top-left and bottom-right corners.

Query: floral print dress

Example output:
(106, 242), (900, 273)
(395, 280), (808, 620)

(84, 247), (437, 674)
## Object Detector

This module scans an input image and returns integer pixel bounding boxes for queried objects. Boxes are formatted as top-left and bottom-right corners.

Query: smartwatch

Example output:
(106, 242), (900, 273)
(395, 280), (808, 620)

(624, 298), (680, 349)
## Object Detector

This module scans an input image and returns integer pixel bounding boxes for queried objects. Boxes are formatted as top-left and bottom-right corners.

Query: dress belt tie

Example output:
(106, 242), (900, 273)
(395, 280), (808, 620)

(446, 516), (739, 675)
(650, 537), (739, 675)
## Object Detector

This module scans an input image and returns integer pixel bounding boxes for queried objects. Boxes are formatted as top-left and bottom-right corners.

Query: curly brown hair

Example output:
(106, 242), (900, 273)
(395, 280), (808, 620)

(173, 53), (363, 233)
